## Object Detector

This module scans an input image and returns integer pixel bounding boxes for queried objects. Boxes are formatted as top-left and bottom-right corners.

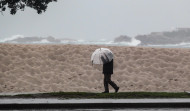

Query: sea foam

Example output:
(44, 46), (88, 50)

(1, 35), (190, 48)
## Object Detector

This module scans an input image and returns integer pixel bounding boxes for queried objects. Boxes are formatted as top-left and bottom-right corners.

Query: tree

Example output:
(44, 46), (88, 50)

(0, 0), (57, 15)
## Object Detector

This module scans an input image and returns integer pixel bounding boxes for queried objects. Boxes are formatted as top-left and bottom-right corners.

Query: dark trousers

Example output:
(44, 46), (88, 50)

(104, 74), (118, 92)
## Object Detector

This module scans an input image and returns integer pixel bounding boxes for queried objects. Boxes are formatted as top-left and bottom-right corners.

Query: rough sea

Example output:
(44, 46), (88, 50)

(1, 35), (190, 48)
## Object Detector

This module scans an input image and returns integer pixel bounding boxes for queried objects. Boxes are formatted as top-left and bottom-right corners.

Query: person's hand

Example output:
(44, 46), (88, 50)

(101, 56), (106, 64)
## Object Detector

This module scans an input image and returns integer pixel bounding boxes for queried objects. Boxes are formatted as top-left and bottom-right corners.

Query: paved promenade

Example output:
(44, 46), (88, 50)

(1, 98), (190, 110)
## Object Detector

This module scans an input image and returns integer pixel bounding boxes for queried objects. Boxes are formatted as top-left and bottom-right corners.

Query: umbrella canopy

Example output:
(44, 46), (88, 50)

(91, 48), (113, 64)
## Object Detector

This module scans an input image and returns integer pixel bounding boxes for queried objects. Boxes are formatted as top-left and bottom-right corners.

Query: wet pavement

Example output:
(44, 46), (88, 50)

(1, 98), (190, 110)
(1, 98), (190, 104)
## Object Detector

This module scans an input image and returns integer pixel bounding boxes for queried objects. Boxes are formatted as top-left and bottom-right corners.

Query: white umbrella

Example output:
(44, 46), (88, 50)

(91, 48), (113, 64)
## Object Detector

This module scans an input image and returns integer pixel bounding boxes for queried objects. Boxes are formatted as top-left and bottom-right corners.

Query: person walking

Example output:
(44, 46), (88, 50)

(91, 48), (119, 93)
(101, 57), (119, 93)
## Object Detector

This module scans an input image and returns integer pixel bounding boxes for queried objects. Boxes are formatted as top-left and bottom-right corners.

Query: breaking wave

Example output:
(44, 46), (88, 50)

(0, 35), (24, 43)
(60, 38), (141, 46)
(147, 42), (190, 48)
(0, 35), (141, 46)
(1, 35), (190, 48)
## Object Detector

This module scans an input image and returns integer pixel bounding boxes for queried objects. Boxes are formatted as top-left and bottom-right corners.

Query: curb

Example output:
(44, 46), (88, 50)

(1, 102), (190, 110)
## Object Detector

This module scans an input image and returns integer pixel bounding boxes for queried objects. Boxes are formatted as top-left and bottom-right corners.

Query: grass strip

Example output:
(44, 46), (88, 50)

(1, 92), (190, 99)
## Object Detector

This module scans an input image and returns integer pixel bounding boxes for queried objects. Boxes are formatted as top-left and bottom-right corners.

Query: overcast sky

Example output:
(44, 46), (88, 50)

(1, 0), (190, 41)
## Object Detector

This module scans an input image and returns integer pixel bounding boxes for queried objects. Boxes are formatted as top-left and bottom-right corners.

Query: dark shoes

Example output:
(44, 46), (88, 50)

(115, 87), (119, 93)
(102, 91), (109, 93)
(102, 87), (119, 93)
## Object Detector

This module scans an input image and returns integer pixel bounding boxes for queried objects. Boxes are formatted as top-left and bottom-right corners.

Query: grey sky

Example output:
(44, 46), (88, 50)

(1, 0), (190, 41)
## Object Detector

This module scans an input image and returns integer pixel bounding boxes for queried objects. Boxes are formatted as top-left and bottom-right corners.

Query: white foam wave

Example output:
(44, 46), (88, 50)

(0, 35), (139, 46)
(128, 37), (141, 46)
(59, 37), (141, 46)
(0, 35), (24, 43)
(2, 35), (190, 48)
(32, 39), (51, 44)
(147, 42), (190, 48)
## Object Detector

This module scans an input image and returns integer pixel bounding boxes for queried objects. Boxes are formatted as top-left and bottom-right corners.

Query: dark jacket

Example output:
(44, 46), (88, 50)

(103, 59), (113, 75)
